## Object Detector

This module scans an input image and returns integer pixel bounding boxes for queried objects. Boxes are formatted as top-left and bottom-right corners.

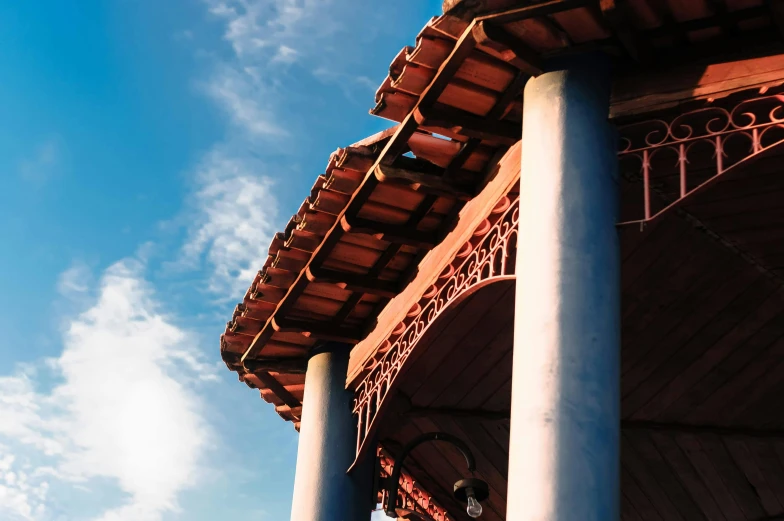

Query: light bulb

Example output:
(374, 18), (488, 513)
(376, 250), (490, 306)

(465, 487), (482, 518)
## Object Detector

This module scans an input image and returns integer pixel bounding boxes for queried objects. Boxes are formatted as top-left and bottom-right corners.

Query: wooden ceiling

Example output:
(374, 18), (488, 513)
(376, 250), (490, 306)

(378, 149), (784, 520)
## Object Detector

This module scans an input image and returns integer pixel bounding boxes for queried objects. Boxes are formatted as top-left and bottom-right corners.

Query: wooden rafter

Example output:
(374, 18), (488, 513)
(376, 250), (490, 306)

(374, 164), (475, 200)
(305, 266), (400, 298)
(599, 0), (644, 62)
(240, 21), (483, 364)
(244, 358), (308, 374)
(340, 216), (440, 249)
(415, 104), (520, 143)
(472, 21), (544, 76)
(272, 318), (364, 344)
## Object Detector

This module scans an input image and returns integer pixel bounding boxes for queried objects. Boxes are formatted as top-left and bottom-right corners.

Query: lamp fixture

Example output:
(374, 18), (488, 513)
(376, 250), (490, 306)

(383, 432), (489, 519)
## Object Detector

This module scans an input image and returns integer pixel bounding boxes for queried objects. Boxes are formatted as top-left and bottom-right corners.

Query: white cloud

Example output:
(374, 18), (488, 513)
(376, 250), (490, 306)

(180, 148), (279, 298)
(205, 64), (287, 137)
(19, 137), (64, 186)
(56, 263), (92, 298)
(0, 260), (215, 521)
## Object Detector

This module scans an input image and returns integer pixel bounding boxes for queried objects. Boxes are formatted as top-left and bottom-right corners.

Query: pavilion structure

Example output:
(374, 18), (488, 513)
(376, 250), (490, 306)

(219, 1), (784, 520)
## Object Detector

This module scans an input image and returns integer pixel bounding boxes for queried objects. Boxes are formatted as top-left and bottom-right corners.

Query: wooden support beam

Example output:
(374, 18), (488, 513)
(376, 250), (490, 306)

(272, 317), (364, 344)
(405, 407), (511, 421)
(472, 21), (544, 76)
(476, 0), (592, 24)
(414, 104), (520, 143)
(305, 266), (400, 298)
(243, 357), (308, 374)
(340, 215), (440, 249)
(252, 370), (302, 408)
(621, 420), (784, 439)
(599, 0), (644, 61)
(374, 164), (475, 201)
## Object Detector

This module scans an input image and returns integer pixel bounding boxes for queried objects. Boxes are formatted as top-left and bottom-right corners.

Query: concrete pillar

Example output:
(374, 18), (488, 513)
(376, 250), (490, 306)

(290, 343), (374, 521)
(507, 55), (620, 521)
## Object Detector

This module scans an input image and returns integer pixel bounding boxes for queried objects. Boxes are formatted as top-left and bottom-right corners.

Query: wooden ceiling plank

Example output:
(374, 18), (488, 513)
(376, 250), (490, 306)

(624, 273), (774, 418)
(675, 334), (784, 424)
(402, 292), (500, 399)
(626, 430), (709, 521)
(409, 285), (515, 406)
(621, 433), (688, 521)
(723, 438), (784, 516)
(621, 252), (738, 375)
(674, 433), (748, 521)
(621, 464), (665, 521)
(622, 262), (753, 408)
(630, 287), (784, 421)
(427, 294), (515, 408)
(649, 432), (729, 521)
(700, 434), (768, 520)
(747, 439), (784, 509)
(623, 492), (647, 521)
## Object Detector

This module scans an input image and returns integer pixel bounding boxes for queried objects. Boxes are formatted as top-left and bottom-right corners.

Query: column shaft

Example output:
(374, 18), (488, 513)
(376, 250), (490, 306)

(508, 55), (620, 521)
(290, 343), (374, 521)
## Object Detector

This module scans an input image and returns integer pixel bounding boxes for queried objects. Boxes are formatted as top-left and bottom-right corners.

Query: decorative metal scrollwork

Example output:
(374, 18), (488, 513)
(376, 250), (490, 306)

(352, 192), (519, 462)
(378, 448), (453, 521)
(618, 93), (784, 225)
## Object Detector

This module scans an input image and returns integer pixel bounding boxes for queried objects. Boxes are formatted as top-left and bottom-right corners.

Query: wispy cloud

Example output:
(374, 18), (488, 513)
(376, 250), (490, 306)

(18, 136), (65, 186)
(0, 260), (216, 521)
(179, 147), (279, 299)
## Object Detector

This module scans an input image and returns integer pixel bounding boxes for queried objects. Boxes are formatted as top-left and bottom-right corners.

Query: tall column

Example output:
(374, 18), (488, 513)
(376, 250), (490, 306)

(508, 55), (620, 521)
(290, 342), (374, 521)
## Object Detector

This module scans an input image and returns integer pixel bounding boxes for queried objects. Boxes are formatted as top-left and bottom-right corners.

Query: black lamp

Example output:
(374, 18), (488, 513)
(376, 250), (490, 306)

(383, 432), (489, 519)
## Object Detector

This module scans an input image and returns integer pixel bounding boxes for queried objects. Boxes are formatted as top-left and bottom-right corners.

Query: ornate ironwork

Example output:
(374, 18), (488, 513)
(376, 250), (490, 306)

(353, 192), (519, 462)
(378, 448), (454, 521)
(618, 93), (784, 225)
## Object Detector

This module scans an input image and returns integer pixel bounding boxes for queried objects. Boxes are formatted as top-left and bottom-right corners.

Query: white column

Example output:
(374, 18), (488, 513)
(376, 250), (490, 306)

(290, 343), (374, 521)
(508, 55), (620, 521)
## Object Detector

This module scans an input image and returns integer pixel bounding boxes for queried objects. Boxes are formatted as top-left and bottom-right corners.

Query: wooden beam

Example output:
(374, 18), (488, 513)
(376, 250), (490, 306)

(340, 215), (440, 249)
(477, 0), (591, 25)
(611, 54), (784, 119)
(406, 407), (510, 421)
(472, 21), (544, 76)
(414, 104), (520, 143)
(599, 0), (644, 61)
(272, 317), (364, 344)
(252, 370), (301, 408)
(305, 266), (401, 298)
(243, 357), (308, 374)
(374, 164), (475, 200)
(621, 420), (784, 439)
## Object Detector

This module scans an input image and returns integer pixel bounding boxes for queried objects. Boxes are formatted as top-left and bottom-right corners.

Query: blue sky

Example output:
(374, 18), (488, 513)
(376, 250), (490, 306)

(0, 1), (441, 520)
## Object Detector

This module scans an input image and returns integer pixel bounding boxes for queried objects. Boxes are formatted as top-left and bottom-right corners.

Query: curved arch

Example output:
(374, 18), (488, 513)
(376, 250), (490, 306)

(351, 192), (519, 466)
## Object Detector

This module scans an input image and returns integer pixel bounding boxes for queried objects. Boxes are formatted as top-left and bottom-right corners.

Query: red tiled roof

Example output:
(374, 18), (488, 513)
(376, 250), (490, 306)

(221, 0), (784, 427)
